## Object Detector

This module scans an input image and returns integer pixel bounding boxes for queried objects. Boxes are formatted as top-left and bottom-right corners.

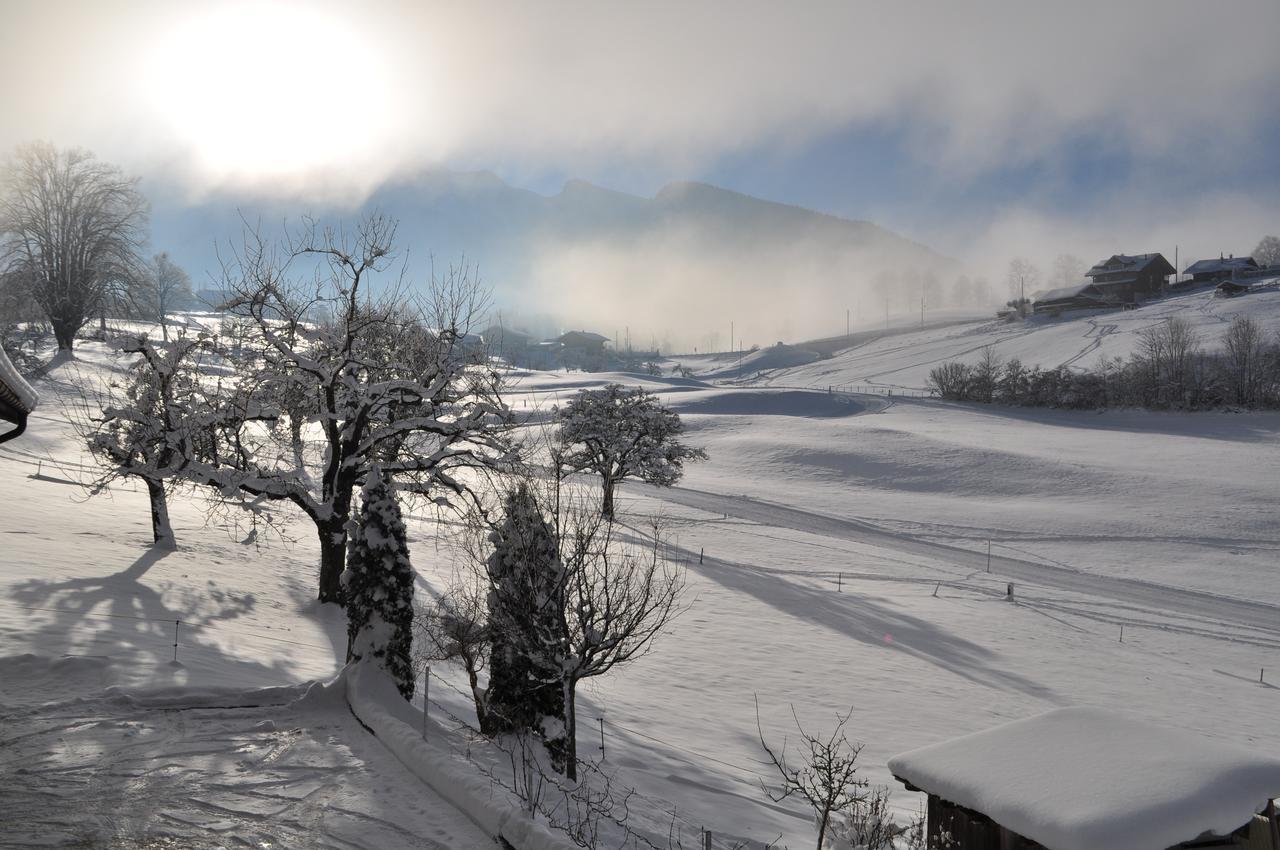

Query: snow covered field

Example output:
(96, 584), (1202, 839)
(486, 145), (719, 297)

(3, 317), (1280, 848)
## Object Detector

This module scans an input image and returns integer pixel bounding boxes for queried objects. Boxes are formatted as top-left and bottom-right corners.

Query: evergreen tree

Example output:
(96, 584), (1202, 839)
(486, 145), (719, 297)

(343, 467), (416, 699)
(483, 483), (569, 769)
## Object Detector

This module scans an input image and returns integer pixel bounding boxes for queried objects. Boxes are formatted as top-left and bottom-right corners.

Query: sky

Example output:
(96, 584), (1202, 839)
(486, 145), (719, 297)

(3, 0), (1279, 342)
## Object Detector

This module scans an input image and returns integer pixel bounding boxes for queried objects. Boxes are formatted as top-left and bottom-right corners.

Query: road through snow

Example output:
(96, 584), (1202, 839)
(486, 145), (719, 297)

(635, 482), (1280, 637)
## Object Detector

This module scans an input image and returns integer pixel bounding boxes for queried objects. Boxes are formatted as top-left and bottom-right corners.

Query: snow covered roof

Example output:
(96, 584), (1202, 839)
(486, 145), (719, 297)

(1086, 253), (1173, 277)
(1185, 257), (1258, 275)
(1034, 283), (1103, 304)
(888, 707), (1280, 850)
(0, 346), (38, 423)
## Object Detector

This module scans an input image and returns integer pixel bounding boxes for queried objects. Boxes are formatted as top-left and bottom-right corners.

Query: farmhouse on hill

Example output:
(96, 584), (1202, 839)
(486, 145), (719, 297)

(889, 707), (1280, 850)
(1184, 255), (1259, 285)
(0, 346), (37, 445)
(1084, 253), (1175, 303)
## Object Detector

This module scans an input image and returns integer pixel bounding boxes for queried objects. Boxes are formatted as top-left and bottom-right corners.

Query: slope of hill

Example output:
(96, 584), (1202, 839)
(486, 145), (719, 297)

(748, 282), (1280, 391)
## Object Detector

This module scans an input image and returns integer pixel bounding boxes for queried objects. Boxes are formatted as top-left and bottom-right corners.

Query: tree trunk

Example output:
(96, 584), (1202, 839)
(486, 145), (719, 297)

(51, 317), (77, 351)
(565, 679), (578, 781)
(601, 474), (615, 520)
(317, 520), (347, 605)
(146, 478), (176, 548)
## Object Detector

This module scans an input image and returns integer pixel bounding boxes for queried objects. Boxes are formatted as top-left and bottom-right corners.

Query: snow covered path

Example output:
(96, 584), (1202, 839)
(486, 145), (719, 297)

(0, 679), (496, 849)
(636, 481), (1280, 638)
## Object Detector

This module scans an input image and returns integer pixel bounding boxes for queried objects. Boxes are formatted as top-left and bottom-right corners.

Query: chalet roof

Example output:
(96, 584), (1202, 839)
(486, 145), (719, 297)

(0, 346), (38, 426)
(1085, 253), (1174, 277)
(888, 707), (1280, 850)
(1185, 256), (1258, 275)
(556, 331), (610, 345)
(1034, 283), (1103, 304)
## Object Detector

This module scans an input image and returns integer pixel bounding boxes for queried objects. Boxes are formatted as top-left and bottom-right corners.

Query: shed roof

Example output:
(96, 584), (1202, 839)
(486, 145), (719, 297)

(557, 331), (610, 344)
(1034, 283), (1102, 304)
(888, 707), (1280, 850)
(0, 346), (38, 425)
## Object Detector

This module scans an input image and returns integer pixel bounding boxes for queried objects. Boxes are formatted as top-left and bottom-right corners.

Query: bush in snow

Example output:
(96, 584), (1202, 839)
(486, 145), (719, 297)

(483, 482), (569, 769)
(343, 468), (416, 700)
(756, 697), (912, 850)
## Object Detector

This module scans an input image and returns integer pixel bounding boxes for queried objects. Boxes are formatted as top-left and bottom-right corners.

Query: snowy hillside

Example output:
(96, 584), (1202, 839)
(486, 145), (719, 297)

(739, 283), (1280, 391)
(2, 341), (1279, 848)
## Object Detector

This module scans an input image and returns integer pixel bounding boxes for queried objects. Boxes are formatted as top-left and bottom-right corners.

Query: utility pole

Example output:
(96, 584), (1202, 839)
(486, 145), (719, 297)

(730, 321), (734, 354)
(846, 308), (850, 337)
(1020, 276), (1026, 318)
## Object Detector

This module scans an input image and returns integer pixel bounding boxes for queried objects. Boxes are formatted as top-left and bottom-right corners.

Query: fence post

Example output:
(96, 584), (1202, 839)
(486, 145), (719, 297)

(173, 619), (180, 662)
(986, 540), (991, 572)
(699, 547), (704, 564)
(1119, 625), (1124, 643)
(599, 717), (606, 757)
(703, 828), (712, 850)
(1006, 582), (1014, 600)
(837, 572), (842, 592)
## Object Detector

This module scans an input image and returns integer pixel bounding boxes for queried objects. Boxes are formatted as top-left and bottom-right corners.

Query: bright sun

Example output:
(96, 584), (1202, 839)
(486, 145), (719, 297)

(144, 2), (396, 183)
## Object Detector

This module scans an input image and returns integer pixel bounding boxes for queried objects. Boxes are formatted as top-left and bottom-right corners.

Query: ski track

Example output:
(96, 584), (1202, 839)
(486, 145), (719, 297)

(0, 695), (495, 849)
(636, 482), (1280, 638)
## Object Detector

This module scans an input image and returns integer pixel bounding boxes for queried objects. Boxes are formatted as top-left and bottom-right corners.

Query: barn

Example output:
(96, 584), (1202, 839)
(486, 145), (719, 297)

(1032, 283), (1109, 315)
(0, 346), (38, 445)
(1084, 253), (1176, 302)
(889, 707), (1280, 850)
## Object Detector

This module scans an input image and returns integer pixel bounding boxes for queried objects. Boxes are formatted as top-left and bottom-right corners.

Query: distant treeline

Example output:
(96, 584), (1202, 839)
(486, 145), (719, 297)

(928, 316), (1280, 410)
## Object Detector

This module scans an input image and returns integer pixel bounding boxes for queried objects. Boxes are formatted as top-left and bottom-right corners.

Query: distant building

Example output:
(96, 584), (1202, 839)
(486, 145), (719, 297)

(1084, 253), (1175, 303)
(0, 347), (37, 445)
(1032, 283), (1109, 315)
(1183, 255), (1259, 285)
(890, 707), (1280, 850)
(1216, 279), (1253, 297)
(480, 325), (536, 366)
(554, 331), (610, 371)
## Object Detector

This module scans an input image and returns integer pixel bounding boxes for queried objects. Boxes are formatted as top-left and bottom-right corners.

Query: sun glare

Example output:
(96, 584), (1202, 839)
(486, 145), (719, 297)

(143, 3), (396, 184)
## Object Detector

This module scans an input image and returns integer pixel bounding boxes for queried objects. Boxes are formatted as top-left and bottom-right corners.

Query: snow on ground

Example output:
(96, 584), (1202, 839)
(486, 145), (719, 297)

(742, 283), (1280, 391)
(3, 327), (1280, 849)
(0, 665), (492, 848)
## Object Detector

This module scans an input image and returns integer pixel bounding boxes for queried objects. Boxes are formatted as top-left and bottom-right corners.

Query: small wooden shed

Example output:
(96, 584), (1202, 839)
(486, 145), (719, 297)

(0, 346), (38, 445)
(889, 707), (1280, 850)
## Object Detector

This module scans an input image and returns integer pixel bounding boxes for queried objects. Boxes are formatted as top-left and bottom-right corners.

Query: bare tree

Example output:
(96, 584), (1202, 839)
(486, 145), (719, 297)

(1047, 253), (1086, 290)
(171, 215), (510, 603)
(555, 496), (684, 779)
(416, 582), (491, 722)
(556, 383), (706, 519)
(756, 697), (874, 850)
(1005, 257), (1040, 304)
(135, 253), (193, 341)
(0, 143), (147, 352)
(1253, 235), (1280, 268)
(76, 333), (217, 546)
(1222, 315), (1266, 406)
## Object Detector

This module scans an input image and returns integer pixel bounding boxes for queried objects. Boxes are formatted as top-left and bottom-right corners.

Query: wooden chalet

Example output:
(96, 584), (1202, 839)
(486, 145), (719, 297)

(0, 346), (38, 445)
(1184, 255), (1259, 285)
(1032, 283), (1109, 315)
(889, 707), (1280, 850)
(1084, 253), (1175, 302)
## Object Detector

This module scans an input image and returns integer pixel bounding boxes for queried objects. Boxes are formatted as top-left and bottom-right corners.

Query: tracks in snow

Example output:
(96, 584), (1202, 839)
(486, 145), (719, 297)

(637, 482), (1280, 638)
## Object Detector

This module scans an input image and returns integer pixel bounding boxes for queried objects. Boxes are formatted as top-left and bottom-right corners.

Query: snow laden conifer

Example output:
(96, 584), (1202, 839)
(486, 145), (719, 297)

(343, 467), (416, 700)
(483, 483), (569, 770)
